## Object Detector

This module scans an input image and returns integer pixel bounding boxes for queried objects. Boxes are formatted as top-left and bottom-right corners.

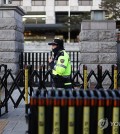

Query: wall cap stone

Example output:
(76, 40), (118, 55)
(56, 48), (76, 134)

(0, 6), (26, 16)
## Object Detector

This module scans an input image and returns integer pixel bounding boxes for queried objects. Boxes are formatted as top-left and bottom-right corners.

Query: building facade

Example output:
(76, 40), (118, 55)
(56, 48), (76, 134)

(4, 0), (102, 42)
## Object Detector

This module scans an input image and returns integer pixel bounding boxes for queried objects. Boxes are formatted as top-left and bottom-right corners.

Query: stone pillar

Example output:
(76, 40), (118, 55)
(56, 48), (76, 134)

(46, 0), (55, 24)
(0, 6), (25, 74)
(80, 20), (117, 86)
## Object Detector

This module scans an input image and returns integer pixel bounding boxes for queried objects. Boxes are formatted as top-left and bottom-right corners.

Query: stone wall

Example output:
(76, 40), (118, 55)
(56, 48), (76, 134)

(0, 6), (25, 74)
(80, 20), (117, 87)
(24, 42), (80, 52)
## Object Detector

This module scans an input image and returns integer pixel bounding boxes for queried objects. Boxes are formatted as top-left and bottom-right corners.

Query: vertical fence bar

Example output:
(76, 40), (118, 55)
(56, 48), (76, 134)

(28, 53), (30, 65)
(83, 65), (88, 90)
(98, 65), (103, 89)
(20, 52), (23, 69)
(73, 52), (75, 77)
(69, 52), (72, 77)
(35, 53), (38, 83)
(114, 66), (118, 89)
(25, 65), (29, 115)
(43, 53), (45, 81)
(25, 53), (27, 65)
(4, 65), (8, 113)
(112, 65), (115, 89)
(76, 52), (79, 82)
(47, 52), (49, 82)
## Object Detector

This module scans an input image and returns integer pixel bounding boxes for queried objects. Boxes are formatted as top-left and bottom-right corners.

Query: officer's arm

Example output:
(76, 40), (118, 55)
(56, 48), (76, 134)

(54, 56), (68, 75)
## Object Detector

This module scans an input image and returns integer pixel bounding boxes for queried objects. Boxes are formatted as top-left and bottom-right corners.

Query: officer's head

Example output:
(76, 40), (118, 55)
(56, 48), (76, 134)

(48, 39), (64, 52)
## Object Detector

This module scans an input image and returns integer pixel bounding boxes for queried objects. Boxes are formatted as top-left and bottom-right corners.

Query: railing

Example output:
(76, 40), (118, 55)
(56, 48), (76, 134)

(19, 51), (81, 85)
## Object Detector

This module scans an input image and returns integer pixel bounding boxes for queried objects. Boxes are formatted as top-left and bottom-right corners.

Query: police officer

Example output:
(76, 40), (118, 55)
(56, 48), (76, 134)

(48, 39), (72, 89)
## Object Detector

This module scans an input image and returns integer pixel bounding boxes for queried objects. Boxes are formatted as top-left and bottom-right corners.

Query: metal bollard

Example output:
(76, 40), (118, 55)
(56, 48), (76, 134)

(28, 93), (38, 134)
(108, 90), (119, 134)
(87, 90), (97, 134)
(100, 90), (112, 134)
(60, 90), (68, 134)
(80, 90), (90, 134)
(93, 90), (105, 134)
(38, 90), (45, 134)
(45, 90), (53, 134)
(83, 65), (88, 90)
(53, 90), (60, 134)
(74, 90), (83, 134)
(114, 90), (120, 134)
(114, 66), (118, 89)
(25, 65), (29, 115)
(68, 90), (75, 134)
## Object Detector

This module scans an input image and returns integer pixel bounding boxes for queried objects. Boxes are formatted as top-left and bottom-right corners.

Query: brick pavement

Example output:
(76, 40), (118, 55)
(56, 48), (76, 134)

(0, 89), (28, 134)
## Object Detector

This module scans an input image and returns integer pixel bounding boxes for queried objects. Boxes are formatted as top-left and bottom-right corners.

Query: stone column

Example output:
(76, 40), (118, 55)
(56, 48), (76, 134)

(46, 0), (55, 24)
(80, 20), (117, 86)
(0, 6), (25, 74)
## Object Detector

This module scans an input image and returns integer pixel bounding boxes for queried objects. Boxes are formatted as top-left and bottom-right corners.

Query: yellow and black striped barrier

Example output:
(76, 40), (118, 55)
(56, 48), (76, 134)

(114, 66), (118, 89)
(28, 89), (120, 134)
(83, 65), (88, 90)
(25, 65), (29, 114)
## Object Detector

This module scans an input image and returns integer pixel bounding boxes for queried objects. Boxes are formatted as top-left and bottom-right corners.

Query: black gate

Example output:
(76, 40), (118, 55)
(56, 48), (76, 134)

(19, 51), (81, 86)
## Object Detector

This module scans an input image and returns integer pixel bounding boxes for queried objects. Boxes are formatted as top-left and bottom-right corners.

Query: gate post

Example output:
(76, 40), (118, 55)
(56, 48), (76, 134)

(25, 65), (29, 115)
(0, 6), (25, 76)
(114, 66), (118, 89)
(83, 65), (88, 90)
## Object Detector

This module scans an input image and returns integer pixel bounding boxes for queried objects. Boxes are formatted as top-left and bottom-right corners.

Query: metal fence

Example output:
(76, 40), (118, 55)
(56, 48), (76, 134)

(19, 51), (81, 85)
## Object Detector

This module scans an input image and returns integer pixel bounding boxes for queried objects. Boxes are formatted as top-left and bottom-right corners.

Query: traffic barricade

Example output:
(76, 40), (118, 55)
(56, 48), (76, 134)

(100, 90), (112, 134)
(87, 90), (97, 134)
(60, 90), (68, 134)
(80, 90), (90, 134)
(73, 90), (83, 134)
(28, 92), (38, 134)
(93, 89), (105, 134)
(27, 89), (120, 134)
(45, 90), (53, 134)
(107, 90), (119, 134)
(38, 90), (45, 134)
(53, 90), (61, 134)
(68, 90), (75, 134)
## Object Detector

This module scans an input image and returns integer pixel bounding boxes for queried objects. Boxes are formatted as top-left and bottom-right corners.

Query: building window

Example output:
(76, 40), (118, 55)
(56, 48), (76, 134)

(56, 12), (68, 23)
(32, 0), (46, 6)
(12, 0), (23, 6)
(78, 0), (93, 6)
(23, 13), (46, 24)
(55, 0), (68, 6)
(4, 0), (12, 4)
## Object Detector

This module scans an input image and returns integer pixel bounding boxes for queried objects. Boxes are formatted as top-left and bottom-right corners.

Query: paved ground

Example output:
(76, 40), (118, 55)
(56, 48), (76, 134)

(0, 89), (28, 134)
